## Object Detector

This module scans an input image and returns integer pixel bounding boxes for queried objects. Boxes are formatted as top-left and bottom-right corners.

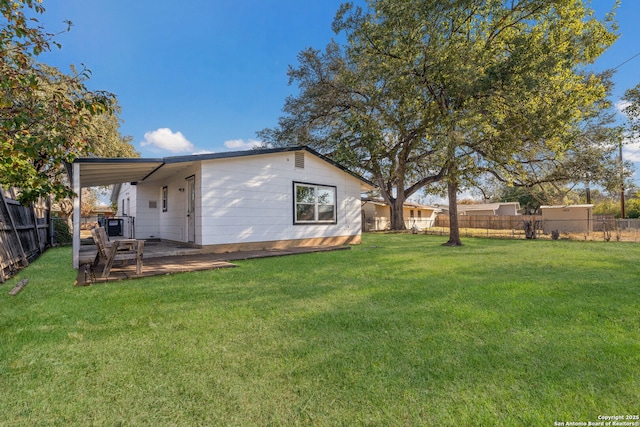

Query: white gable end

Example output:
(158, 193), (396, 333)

(198, 151), (362, 246)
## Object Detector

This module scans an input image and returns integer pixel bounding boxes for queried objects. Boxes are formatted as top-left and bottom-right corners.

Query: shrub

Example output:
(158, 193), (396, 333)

(53, 218), (72, 245)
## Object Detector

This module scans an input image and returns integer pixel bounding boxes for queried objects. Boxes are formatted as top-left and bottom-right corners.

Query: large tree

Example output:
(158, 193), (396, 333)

(1, 0), (117, 204)
(334, 0), (618, 245)
(37, 64), (139, 224)
(36, 65), (138, 159)
(476, 72), (631, 208)
(262, 1), (618, 241)
(259, 41), (445, 230)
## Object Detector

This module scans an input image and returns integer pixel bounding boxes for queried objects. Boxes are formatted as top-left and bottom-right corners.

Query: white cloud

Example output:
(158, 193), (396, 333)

(192, 149), (215, 155)
(623, 138), (640, 162)
(615, 100), (631, 116)
(141, 128), (194, 153)
(224, 139), (263, 150)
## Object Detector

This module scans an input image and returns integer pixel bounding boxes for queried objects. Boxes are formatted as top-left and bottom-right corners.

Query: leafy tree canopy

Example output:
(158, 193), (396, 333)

(338, 0), (618, 245)
(1, 0), (135, 204)
(259, 40), (445, 230)
(262, 0), (619, 243)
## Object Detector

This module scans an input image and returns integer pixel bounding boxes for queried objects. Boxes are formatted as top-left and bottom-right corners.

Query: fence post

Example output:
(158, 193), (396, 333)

(30, 202), (43, 255)
(0, 187), (28, 267)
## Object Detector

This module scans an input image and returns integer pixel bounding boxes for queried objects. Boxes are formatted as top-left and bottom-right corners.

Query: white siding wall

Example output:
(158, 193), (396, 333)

(113, 183), (136, 237)
(154, 163), (200, 243)
(134, 185), (160, 239)
(199, 152), (362, 246)
(119, 179), (190, 241)
(405, 208), (438, 229)
(116, 182), (135, 218)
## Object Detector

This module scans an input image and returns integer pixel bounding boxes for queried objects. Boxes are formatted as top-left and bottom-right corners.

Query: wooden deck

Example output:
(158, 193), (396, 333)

(76, 244), (351, 286)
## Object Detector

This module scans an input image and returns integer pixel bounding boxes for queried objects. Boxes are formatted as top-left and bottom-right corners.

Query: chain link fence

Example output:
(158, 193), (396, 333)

(423, 216), (640, 242)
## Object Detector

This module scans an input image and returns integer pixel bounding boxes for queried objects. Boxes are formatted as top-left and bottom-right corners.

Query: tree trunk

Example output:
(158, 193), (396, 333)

(389, 198), (406, 230)
(379, 178), (407, 230)
(443, 177), (463, 246)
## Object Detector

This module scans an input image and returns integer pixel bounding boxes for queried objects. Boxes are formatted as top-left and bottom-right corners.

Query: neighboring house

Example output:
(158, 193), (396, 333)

(77, 204), (116, 233)
(84, 204), (114, 225)
(71, 147), (373, 268)
(52, 203), (114, 218)
(457, 202), (521, 216)
(541, 204), (594, 234)
(361, 199), (442, 231)
(86, 205), (115, 217)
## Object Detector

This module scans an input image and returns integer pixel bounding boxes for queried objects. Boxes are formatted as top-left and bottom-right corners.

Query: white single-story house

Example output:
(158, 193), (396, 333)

(541, 204), (594, 234)
(71, 146), (373, 269)
(361, 199), (442, 231)
(457, 202), (521, 216)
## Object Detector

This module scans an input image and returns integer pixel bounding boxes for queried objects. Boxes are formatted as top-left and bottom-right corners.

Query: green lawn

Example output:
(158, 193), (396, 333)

(1, 234), (638, 426)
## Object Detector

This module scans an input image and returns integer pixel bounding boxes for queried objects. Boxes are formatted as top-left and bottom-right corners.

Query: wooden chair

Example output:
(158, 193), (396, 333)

(91, 227), (144, 278)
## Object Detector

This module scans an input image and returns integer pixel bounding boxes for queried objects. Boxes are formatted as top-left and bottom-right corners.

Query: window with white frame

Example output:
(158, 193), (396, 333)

(294, 182), (337, 224)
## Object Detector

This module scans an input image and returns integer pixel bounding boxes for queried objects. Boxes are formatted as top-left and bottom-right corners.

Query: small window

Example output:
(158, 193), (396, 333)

(162, 186), (168, 212)
(294, 182), (336, 224)
(418, 210), (422, 219)
(410, 210), (415, 218)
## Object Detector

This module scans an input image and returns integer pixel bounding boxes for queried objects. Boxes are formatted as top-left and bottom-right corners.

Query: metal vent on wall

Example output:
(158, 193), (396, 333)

(149, 200), (157, 209)
(295, 151), (305, 169)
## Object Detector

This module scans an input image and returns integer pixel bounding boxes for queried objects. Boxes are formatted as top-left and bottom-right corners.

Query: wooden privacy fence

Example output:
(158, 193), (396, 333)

(0, 186), (51, 283)
(435, 214), (542, 230)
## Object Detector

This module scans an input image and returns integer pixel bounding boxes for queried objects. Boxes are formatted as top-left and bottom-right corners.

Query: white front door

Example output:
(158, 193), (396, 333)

(186, 176), (195, 243)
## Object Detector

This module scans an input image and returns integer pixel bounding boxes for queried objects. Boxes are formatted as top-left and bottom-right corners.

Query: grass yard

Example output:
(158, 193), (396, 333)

(1, 234), (639, 426)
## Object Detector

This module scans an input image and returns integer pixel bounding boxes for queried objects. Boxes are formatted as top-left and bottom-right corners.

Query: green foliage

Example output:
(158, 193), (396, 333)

(36, 64), (139, 160)
(263, 0), (620, 240)
(1, 235), (639, 425)
(52, 217), (72, 245)
(83, 101), (139, 158)
(0, 1), (136, 205)
(625, 194), (640, 219)
(498, 186), (544, 214)
(592, 191), (640, 219)
(3, 61), (116, 202)
(593, 200), (621, 217)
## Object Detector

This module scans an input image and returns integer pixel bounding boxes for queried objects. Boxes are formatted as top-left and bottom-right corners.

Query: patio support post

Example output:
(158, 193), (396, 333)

(72, 162), (81, 269)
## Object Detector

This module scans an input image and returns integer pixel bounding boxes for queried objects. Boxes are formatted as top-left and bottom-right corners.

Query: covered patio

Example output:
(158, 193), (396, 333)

(72, 157), (167, 269)
(71, 151), (361, 285)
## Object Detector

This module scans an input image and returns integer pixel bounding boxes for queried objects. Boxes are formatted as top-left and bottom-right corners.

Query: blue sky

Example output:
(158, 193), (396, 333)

(38, 0), (352, 156)
(37, 0), (640, 167)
